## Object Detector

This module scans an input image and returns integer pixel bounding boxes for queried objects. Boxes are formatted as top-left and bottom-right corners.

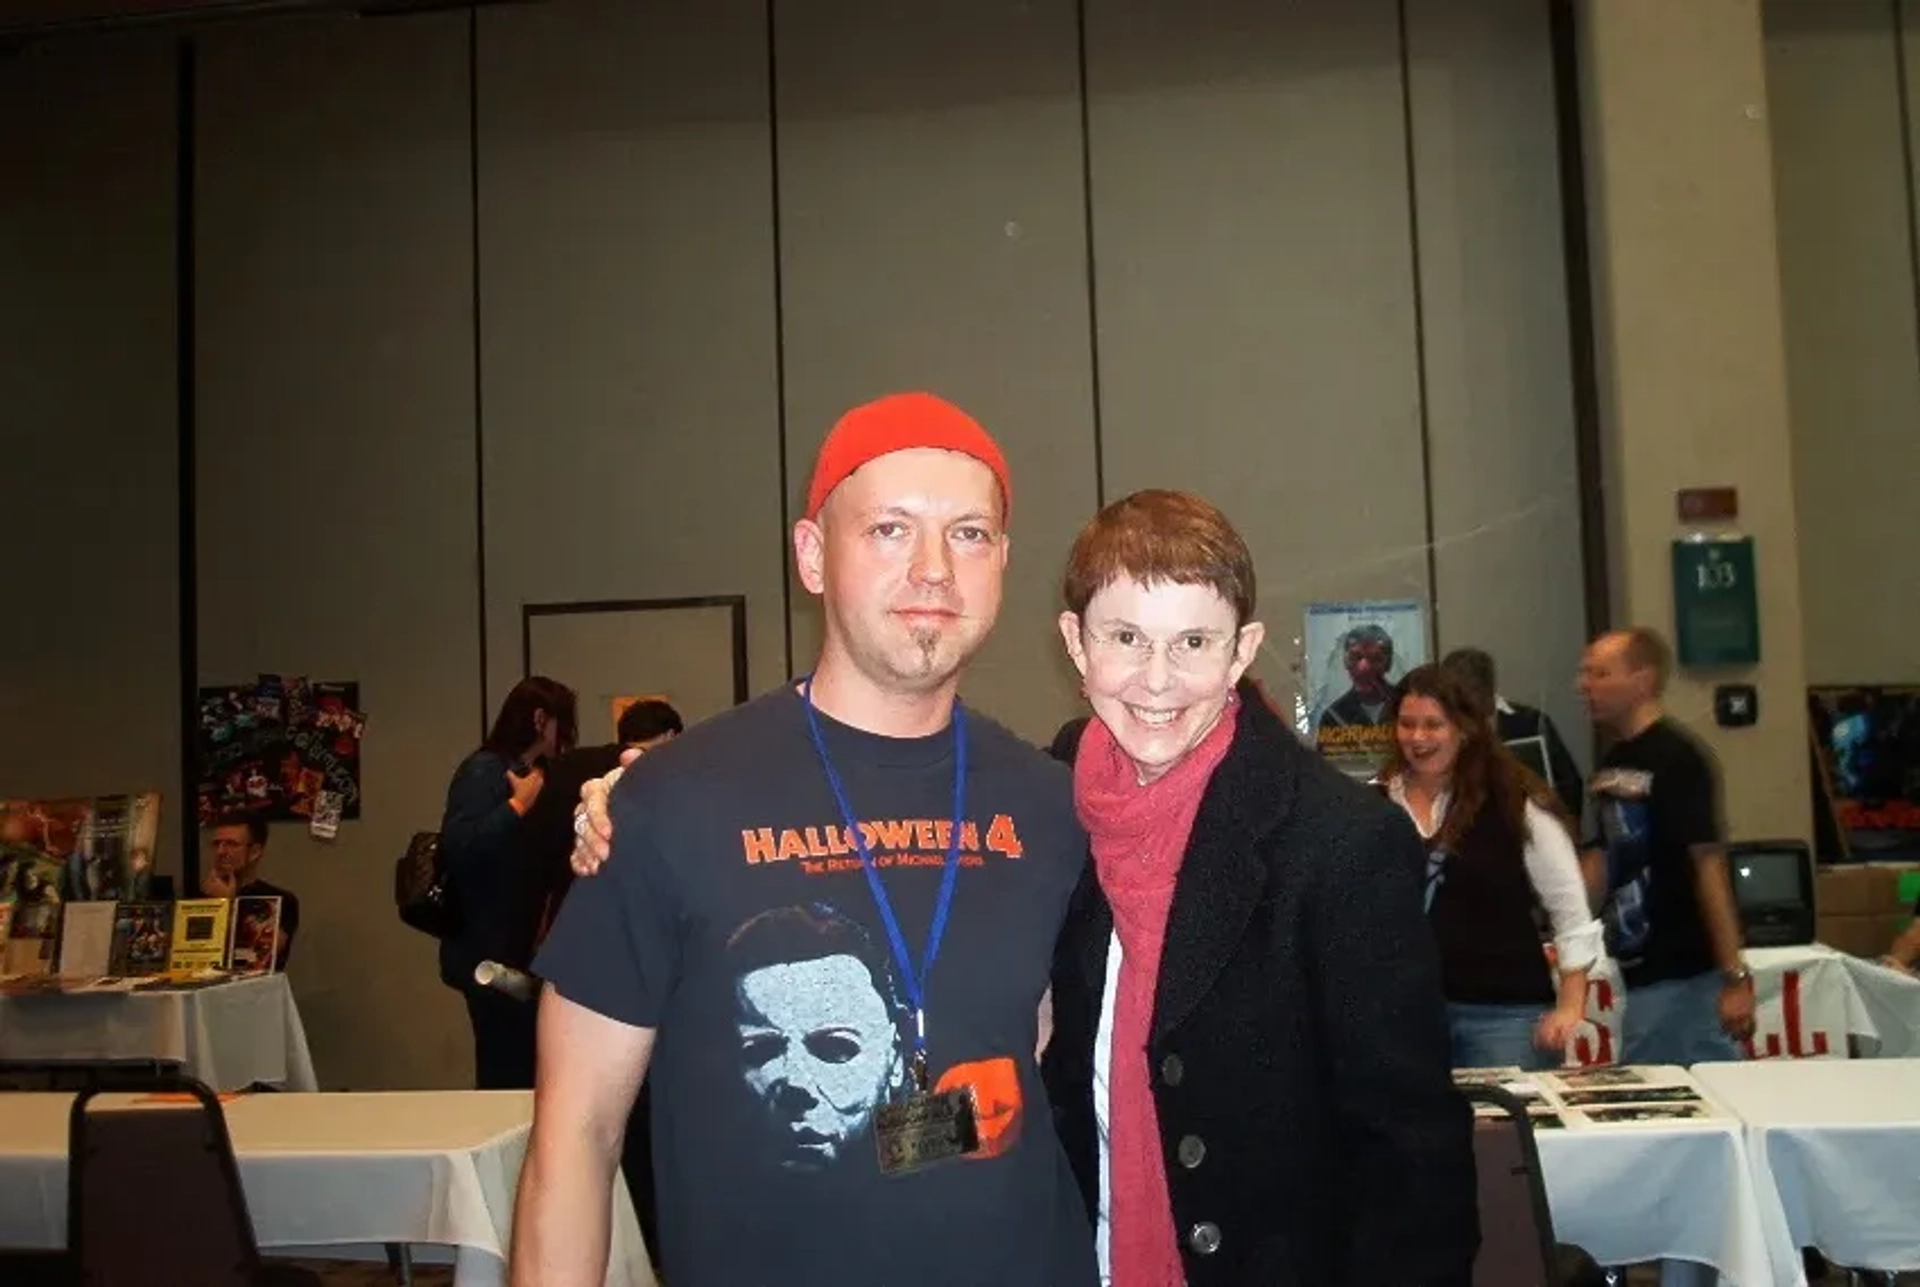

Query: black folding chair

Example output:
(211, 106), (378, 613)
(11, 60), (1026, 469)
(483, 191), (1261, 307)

(1460, 1083), (1606, 1287)
(67, 1073), (319, 1287)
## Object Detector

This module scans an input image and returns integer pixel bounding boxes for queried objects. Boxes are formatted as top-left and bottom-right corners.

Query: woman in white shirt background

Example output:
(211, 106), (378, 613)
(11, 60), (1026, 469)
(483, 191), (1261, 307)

(1379, 662), (1603, 1070)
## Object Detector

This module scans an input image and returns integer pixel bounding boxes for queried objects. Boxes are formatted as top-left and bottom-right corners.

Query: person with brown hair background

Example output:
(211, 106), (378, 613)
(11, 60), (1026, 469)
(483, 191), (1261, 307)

(1377, 663), (1600, 1069)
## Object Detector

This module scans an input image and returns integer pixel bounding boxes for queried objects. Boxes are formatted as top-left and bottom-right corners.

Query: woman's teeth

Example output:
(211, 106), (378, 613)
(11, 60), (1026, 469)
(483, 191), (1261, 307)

(1128, 706), (1179, 727)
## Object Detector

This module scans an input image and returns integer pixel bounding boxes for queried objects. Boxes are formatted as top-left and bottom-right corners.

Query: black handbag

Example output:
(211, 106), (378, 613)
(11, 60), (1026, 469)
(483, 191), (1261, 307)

(394, 831), (457, 938)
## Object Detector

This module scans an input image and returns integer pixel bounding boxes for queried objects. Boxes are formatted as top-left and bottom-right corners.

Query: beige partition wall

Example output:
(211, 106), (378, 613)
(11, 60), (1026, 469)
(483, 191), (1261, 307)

(475, 0), (788, 723)
(0, 35), (182, 869)
(1088, 0), (1430, 683)
(772, 0), (1101, 741)
(1765, 0), (1920, 687)
(1578, 0), (1810, 840)
(1408, 0), (1590, 752)
(195, 11), (480, 1090)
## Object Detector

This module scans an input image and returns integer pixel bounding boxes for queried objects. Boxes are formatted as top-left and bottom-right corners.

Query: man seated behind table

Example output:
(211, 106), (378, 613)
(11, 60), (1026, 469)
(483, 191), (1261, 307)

(201, 817), (300, 970)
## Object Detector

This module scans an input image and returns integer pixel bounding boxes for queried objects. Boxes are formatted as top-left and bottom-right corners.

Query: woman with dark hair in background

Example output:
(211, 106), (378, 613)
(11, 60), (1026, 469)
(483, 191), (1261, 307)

(1377, 663), (1600, 1070)
(439, 675), (578, 1089)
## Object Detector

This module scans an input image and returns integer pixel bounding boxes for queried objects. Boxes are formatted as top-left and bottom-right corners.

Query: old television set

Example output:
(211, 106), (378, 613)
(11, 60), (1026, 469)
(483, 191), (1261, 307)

(1728, 839), (1816, 947)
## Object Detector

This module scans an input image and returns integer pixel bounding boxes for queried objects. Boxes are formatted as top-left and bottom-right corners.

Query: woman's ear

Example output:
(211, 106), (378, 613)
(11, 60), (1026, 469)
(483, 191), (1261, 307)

(1227, 620), (1266, 685)
(1058, 612), (1090, 679)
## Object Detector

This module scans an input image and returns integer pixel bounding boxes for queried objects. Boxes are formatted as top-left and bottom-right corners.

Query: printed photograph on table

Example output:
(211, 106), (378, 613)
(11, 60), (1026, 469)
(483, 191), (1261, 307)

(1544, 1066), (1648, 1091)
(1807, 685), (1920, 860)
(1302, 599), (1427, 778)
(227, 895), (283, 976)
(1557, 1085), (1704, 1108)
(1581, 1103), (1712, 1124)
(196, 675), (366, 824)
(1, 898), (58, 976)
(167, 897), (232, 974)
(109, 901), (172, 977)
(0, 792), (162, 904)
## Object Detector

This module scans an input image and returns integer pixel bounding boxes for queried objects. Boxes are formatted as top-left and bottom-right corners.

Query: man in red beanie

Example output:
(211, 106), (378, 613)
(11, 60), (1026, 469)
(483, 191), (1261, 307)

(515, 394), (1096, 1287)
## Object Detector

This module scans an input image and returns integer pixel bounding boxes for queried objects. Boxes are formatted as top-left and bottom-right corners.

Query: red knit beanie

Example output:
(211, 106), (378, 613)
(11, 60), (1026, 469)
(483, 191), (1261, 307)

(804, 393), (1012, 522)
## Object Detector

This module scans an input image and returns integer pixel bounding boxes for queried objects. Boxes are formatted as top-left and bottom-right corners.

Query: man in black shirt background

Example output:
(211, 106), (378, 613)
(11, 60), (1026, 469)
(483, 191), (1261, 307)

(203, 816), (300, 971)
(1577, 627), (1755, 1064)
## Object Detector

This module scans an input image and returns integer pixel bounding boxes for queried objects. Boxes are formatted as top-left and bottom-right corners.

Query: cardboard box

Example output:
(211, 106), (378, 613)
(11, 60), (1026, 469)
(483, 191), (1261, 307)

(1817, 867), (1875, 916)
(1816, 862), (1920, 918)
(1817, 913), (1892, 959)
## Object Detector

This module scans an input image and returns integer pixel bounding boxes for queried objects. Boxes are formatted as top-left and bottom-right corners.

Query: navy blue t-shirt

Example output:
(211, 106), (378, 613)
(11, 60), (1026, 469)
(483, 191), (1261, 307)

(535, 685), (1096, 1287)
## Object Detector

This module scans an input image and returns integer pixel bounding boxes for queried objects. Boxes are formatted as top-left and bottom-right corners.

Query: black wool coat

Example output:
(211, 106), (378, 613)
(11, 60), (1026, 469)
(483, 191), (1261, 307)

(1043, 683), (1479, 1286)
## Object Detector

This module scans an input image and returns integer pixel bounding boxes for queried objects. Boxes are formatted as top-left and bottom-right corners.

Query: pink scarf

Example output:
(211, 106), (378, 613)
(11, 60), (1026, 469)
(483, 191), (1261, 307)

(1074, 700), (1239, 1287)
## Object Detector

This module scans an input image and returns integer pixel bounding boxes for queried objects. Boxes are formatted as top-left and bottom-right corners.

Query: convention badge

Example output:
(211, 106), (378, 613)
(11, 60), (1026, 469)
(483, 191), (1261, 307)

(874, 1051), (981, 1176)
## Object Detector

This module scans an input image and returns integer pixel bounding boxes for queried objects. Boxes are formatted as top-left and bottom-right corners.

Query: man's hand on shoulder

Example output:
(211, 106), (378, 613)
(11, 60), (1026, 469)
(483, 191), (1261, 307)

(569, 747), (643, 878)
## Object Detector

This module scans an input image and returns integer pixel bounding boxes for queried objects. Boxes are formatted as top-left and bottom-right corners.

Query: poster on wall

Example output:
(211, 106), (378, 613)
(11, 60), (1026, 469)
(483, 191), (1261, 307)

(196, 676), (365, 825)
(1303, 599), (1428, 778)
(1807, 685), (1920, 860)
(0, 793), (162, 906)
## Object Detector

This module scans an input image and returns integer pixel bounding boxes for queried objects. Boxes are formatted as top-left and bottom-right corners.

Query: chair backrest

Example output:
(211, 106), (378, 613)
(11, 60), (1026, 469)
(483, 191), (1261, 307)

(1460, 1083), (1558, 1287)
(67, 1074), (262, 1287)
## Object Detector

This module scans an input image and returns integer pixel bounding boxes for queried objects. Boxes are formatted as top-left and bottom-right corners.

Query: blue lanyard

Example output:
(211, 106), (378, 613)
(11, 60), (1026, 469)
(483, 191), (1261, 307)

(800, 674), (967, 1081)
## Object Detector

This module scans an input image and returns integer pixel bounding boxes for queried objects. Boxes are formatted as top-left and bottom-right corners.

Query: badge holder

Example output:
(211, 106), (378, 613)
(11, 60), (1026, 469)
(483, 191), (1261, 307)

(873, 1014), (981, 1176)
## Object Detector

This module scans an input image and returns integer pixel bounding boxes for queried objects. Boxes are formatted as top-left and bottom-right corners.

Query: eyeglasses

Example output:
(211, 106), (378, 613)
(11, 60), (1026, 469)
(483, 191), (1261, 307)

(1084, 626), (1236, 675)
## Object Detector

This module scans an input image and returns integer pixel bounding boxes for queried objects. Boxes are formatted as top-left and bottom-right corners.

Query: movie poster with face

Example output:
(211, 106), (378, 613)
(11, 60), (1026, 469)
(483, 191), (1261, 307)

(1303, 600), (1428, 778)
(1808, 685), (1920, 860)
(0, 793), (162, 905)
(196, 675), (365, 824)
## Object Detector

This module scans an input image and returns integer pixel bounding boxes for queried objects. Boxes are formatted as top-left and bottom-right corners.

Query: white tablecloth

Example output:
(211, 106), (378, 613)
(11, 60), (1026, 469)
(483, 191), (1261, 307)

(1530, 1066), (1803, 1287)
(0, 1089), (654, 1287)
(1693, 1058), (1920, 1273)
(0, 973), (317, 1090)
(1570, 943), (1920, 1065)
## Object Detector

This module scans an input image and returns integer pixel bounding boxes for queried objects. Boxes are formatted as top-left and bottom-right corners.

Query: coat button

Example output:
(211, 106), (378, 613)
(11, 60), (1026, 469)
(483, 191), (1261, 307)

(1188, 1222), (1222, 1256)
(1160, 1053), (1184, 1086)
(1176, 1135), (1206, 1169)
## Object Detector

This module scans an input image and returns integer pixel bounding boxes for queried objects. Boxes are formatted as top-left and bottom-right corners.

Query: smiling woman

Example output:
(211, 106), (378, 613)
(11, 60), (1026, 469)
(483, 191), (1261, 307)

(1041, 490), (1477, 1287)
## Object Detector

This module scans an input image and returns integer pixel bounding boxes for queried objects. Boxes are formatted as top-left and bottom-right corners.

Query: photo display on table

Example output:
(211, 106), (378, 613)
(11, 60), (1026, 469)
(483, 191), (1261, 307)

(196, 675), (366, 824)
(0, 895), (264, 992)
(1452, 1065), (1725, 1130)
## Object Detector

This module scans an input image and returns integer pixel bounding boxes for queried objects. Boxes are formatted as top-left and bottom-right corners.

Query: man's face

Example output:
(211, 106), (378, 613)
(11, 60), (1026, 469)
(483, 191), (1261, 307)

(1578, 634), (1644, 731)
(733, 955), (901, 1171)
(209, 825), (260, 876)
(795, 448), (1007, 697)
(1345, 635), (1392, 696)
